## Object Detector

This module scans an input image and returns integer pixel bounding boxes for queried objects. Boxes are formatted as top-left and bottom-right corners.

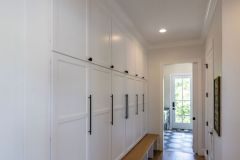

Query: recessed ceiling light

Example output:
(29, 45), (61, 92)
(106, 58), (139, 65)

(159, 28), (167, 33)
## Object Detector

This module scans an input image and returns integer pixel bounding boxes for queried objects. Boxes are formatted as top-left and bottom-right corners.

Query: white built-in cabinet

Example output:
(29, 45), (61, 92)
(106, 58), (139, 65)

(88, 0), (111, 67)
(52, 0), (148, 159)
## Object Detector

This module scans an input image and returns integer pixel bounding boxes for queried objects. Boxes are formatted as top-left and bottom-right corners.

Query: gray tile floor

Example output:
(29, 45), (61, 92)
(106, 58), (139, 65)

(164, 130), (193, 154)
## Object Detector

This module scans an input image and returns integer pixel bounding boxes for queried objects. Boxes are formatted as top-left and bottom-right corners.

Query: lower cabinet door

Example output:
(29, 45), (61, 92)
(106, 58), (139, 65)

(111, 72), (126, 160)
(89, 65), (111, 160)
(52, 53), (89, 160)
(135, 106), (143, 141)
(125, 77), (137, 151)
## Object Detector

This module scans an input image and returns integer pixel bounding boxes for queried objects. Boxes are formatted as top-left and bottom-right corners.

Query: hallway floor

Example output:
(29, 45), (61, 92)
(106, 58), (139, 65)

(164, 130), (193, 153)
(158, 151), (205, 160)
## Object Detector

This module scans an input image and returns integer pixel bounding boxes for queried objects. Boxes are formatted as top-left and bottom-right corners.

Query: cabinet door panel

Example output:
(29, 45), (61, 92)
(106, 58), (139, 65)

(125, 106), (136, 151)
(89, 66), (111, 160)
(111, 21), (127, 72)
(125, 77), (137, 151)
(136, 44), (144, 77)
(88, 0), (111, 67)
(111, 72), (126, 160)
(53, 0), (87, 60)
(52, 54), (88, 160)
(135, 106), (143, 140)
(126, 37), (136, 76)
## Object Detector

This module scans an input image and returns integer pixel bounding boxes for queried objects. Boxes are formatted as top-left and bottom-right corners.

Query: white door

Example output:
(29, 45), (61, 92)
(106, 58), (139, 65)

(142, 81), (148, 135)
(171, 74), (192, 130)
(205, 52), (214, 160)
(52, 53), (89, 160)
(135, 80), (143, 141)
(89, 65), (111, 160)
(53, 0), (87, 60)
(111, 20), (127, 72)
(88, 0), (111, 67)
(125, 76), (136, 151)
(111, 71), (126, 160)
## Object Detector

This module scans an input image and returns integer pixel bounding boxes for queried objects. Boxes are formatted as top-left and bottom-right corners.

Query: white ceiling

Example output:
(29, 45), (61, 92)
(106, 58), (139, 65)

(114, 0), (209, 48)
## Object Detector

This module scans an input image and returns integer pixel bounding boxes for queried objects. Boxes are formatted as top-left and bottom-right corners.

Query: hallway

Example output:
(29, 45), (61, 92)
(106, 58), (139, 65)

(2, 0), (240, 159)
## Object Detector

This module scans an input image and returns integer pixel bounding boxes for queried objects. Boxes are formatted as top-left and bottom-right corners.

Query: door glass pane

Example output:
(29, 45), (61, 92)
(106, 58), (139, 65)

(182, 101), (190, 116)
(183, 78), (191, 100)
(174, 76), (191, 124)
(175, 78), (182, 100)
(183, 116), (190, 123)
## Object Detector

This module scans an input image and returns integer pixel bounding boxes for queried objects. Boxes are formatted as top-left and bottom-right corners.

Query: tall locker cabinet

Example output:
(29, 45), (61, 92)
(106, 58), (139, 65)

(52, 54), (89, 160)
(89, 65), (112, 160)
(111, 72), (127, 160)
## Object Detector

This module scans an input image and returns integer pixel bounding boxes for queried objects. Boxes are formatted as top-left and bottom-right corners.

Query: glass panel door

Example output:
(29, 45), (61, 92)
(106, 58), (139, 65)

(172, 74), (192, 129)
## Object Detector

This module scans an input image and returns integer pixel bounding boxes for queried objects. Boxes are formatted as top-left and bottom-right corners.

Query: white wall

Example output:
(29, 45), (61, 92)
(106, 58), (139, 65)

(205, 0), (222, 159)
(0, 0), (24, 160)
(164, 63), (192, 109)
(24, 0), (51, 159)
(222, 0), (240, 159)
(148, 44), (204, 154)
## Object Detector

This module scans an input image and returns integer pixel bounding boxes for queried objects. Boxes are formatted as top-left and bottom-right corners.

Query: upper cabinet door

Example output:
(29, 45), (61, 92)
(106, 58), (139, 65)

(111, 20), (127, 72)
(143, 52), (148, 79)
(88, 0), (111, 67)
(53, 0), (87, 60)
(136, 44), (144, 78)
(126, 37), (136, 76)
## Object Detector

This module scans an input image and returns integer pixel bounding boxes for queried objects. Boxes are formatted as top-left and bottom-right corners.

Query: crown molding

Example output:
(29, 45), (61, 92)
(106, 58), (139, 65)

(147, 39), (204, 51)
(201, 0), (218, 39)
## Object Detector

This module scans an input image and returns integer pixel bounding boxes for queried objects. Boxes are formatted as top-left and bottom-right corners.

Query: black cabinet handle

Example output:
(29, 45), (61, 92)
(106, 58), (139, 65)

(125, 70), (128, 74)
(136, 94), (138, 115)
(143, 94), (145, 112)
(193, 117), (196, 120)
(110, 65), (114, 69)
(142, 77), (144, 79)
(135, 74), (138, 77)
(111, 94), (114, 125)
(88, 57), (93, 62)
(88, 95), (92, 135)
(125, 94), (129, 119)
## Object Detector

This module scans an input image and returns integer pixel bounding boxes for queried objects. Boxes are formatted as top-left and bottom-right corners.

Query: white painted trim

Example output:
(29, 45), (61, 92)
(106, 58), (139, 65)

(148, 39), (204, 51)
(201, 0), (218, 39)
(159, 58), (204, 155)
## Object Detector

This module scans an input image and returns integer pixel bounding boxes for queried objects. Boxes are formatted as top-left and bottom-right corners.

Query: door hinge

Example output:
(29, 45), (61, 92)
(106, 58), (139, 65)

(205, 63), (208, 69)
(206, 92), (209, 97)
(206, 121), (209, 126)
(206, 150), (209, 155)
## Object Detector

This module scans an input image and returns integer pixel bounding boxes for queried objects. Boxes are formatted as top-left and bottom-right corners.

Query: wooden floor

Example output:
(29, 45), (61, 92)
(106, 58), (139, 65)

(155, 151), (205, 160)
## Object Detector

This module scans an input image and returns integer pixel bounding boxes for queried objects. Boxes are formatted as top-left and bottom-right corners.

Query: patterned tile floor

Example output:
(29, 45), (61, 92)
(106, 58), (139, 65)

(164, 129), (193, 154)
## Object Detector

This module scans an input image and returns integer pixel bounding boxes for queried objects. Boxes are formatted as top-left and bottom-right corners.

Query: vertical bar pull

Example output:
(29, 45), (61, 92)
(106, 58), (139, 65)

(143, 94), (145, 112)
(125, 94), (129, 119)
(88, 95), (92, 135)
(111, 94), (114, 125)
(136, 94), (138, 115)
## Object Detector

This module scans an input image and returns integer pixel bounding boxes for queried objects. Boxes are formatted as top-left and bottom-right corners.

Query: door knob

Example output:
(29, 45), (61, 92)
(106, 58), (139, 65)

(192, 117), (196, 120)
